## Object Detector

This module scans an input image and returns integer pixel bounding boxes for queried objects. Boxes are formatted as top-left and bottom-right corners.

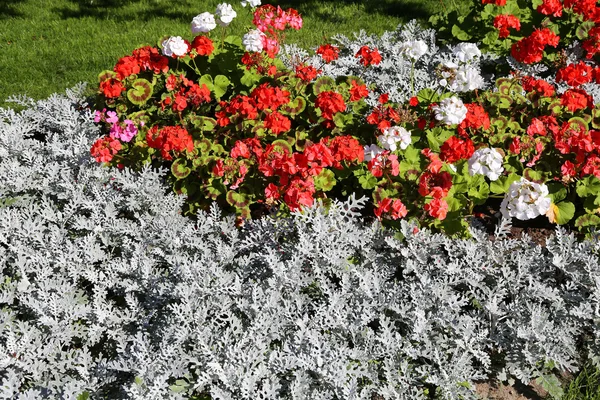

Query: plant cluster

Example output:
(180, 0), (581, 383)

(90, 0), (600, 238)
(1, 88), (600, 399)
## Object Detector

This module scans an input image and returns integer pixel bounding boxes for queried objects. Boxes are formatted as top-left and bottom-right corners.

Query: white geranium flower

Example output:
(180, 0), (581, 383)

(400, 40), (428, 61)
(468, 148), (504, 181)
(453, 43), (481, 63)
(241, 0), (261, 7)
(500, 177), (551, 220)
(363, 144), (384, 162)
(215, 3), (237, 26)
(432, 96), (468, 125)
(191, 12), (217, 33)
(438, 60), (458, 87)
(449, 65), (485, 92)
(161, 36), (189, 57)
(242, 29), (265, 52)
(377, 126), (412, 152)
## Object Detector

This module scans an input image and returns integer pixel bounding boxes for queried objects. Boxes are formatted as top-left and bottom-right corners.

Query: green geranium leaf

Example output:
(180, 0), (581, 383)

(199, 74), (214, 90)
(314, 168), (336, 191)
(426, 128), (453, 152)
(568, 116), (589, 134)
(451, 24), (472, 41)
(575, 213), (600, 229)
(127, 79), (153, 105)
(576, 175), (600, 197)
(417, 88), (439, 104)
(547, 201), (575, 225)
(213, 75), (230, 100)
(171, 158), (191, 180)
(281, 96), (307, 115)
(490, 173), (520, 194)
(226, 190), (250, 208)
(547, 182), (567, 203)
(240, 69), (260, 87)
(224, 35), (242, 46)
(98, 70), (117, 83)
(333, 112), (346, 128)
(272, 139), (293, 155)
(576, 20), (595, 40)
(468, 178), (490, 206)
(355, 169), (378, 189)
(523, 168), (544, 183)
(312, 76), (335, 95)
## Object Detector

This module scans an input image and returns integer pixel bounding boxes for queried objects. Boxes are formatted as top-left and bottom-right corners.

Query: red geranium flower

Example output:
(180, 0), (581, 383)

(583, 26), (600, 59)
(556, 61), (594, 87)
(457, 103), (491, 137)
(146, 125), (194, 160)
(315, 91), (346, 120)
(325, 135), (365, 167)
(424, 198), (449, 220)
(537, 0), (563, 17)
(349, 80), (369, 101)
(355, 46), (382, 66)
(521, 76), (555, 97)
(561, 88), (594, 112)
(191, 35), (214, 57)
(482, 0), (506, 5)
(418, 171), (453, 198)
(114, 55), (141, 80)
(374, 198), (408, 220)
(100, 78), (125, 98)
(264, 111), (292, 135)
(316, 44), (340, 63)
(91, 136), (122, 163)
(295, 64), (321, 82)
(511, 28), (559, 64)
(493, 14), (521, 39)
(439, 136), (475, 163)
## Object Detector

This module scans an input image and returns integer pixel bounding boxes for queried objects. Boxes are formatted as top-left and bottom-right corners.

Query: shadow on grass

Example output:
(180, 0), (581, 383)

(50, 0), (436, 23)
(0, 0), (24, 19)
(274, 0), (433, 22)
(51, 0), (193, 22)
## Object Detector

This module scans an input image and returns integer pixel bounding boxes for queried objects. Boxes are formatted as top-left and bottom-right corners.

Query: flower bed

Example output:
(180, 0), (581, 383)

(2, 0), (600, 399)
(91, 0), (600, 240)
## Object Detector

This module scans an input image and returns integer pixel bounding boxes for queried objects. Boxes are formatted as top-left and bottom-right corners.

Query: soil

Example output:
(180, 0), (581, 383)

(474, 379), (548, 400)
(471, 198), (587, 248)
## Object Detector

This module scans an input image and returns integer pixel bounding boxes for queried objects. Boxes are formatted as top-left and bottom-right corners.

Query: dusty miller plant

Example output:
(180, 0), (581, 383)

(0, 87), (599, 399)
(280, 20), (495, 106)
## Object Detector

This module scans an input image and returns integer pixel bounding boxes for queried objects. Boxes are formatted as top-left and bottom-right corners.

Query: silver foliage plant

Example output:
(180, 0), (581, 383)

(1, 88), (600, 400)
(280, 20), (496, 106)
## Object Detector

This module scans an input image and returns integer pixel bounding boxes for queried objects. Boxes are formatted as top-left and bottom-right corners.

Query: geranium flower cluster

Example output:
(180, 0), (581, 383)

(437, 43), (484, 93)
(493, 14), (521, 39)
(432, 96), (468, 125)
(243, 4), (302, 57)
(468, 147), (504, 181)
(511, 28), (560, 64)
(500, 178), (552, 220)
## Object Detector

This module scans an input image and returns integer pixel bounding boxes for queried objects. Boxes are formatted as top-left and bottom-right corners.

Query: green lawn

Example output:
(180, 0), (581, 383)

(0, 0), (472, 106)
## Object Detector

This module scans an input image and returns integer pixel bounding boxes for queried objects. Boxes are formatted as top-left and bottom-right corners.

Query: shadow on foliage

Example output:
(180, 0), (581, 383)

(51, 0), (193, 22)
(0, 0), (24, 19)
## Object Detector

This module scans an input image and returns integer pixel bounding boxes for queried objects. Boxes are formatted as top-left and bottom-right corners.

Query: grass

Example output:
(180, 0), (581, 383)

(0, 0), (472, 107)
(561, 363), (600, 400)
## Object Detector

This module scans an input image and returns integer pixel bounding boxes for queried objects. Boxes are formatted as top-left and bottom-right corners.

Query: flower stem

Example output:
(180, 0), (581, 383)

(411, 61), (415, 98)
(221, 26), (226, 51)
